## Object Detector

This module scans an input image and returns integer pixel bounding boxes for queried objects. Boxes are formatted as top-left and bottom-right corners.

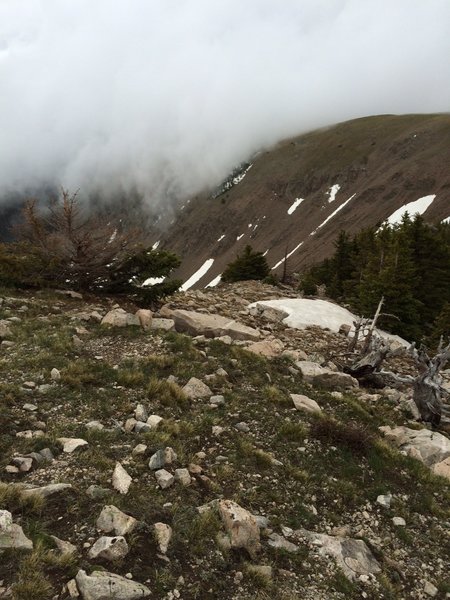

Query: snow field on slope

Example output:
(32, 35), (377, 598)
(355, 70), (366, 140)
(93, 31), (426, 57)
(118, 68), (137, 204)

(386, 195), (436, 225)
(249, 298), (408, 346)
(287, 197), (304, 215)
(181, 258), (214, 291)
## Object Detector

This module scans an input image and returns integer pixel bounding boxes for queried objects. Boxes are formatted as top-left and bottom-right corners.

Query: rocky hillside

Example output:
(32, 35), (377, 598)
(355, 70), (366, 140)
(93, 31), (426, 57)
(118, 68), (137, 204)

(0, 282), (449, 599)
(155, 113), (450, 288)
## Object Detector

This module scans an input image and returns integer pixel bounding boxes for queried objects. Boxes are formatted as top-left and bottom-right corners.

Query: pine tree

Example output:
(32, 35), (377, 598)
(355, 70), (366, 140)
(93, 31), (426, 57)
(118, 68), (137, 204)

(222, 245), (270, 282)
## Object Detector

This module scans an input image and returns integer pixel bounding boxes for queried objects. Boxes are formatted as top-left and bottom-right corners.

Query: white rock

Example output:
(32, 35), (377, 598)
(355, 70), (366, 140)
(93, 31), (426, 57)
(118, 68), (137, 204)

(132, 444), (147, 456)
(135, 309), (153, 330)
(218, 499), (261, 558)
(112, 463), (132, 495)
(268, 532), (299, 552)
(155, 469), (174, 489)
(101, 308), (140, 327)
(58, 437), (89, 453)
(174, 468), (192, 486)
(290, 394), (322, 414)
(424, 581), (438, 597)
(392, 517), (406, 527)
(182, 377), (212, 399)
(51, 368), (61, 381)
(97, 506), (137, 536)
(75, 569), (151, 599)
(88, 536), (129, 561)
(154, 522), (172, 554)
(134, 404), (148, 422)
(50, 535), (77, 556)
(376, 494), (392, 508)
(146, 415), (163, 429)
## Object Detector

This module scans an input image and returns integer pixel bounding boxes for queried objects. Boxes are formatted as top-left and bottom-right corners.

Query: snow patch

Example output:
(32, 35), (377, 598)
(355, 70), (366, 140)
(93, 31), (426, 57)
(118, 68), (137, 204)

(249, 298), (408, 345)
(236, 233), (244, 241)
(217, 234), (226, 242)
(442, 216), (450, 224)
(233, 163), (253, 185)
(143, 276), (165, 287)
(181, 259), (214, 291)
(327, 184), (340, 203)
(287, 197), (304, 215)
(152, 240), (160, 249)
(310, 194), (356, 236)
(272, 241), (304, 270)
(386, 195), (436, 225)
(206, 274), (221, 288)
(262, 249), (269, 257)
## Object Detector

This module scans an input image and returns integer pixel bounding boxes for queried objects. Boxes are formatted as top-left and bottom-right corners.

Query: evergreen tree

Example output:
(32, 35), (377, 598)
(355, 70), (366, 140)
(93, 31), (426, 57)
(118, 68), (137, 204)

(222, 245), (270, 282)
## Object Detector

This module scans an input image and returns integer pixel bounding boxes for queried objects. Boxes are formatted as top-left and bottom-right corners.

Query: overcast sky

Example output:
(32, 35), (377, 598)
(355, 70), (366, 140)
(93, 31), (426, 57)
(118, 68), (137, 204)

(1, 0), (449, 205)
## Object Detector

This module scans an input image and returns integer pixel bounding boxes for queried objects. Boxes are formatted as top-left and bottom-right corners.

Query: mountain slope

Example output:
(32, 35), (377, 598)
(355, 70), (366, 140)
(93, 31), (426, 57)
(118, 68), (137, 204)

(159, 113), (450, 288)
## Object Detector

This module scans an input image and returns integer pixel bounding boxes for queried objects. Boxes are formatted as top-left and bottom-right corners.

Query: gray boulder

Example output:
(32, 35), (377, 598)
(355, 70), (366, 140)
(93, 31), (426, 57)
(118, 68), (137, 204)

(170, 309), (260, 341)
(0, 510), (33, 552)
(96, 506), (137, 536)
(75, 569), (151, 599)
(101, 309), (139, 328)
(88, 536), (129, 561)
(296, 529), (381, 581)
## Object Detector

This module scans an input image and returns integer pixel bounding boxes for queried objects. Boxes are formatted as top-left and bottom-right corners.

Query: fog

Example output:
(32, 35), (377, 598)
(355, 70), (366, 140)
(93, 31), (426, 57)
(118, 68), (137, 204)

(1, 0), (449, 206)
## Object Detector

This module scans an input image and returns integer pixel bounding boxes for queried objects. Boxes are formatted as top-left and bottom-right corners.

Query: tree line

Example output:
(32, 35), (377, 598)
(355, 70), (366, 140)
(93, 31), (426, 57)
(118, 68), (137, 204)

(300, 214), (450, 344)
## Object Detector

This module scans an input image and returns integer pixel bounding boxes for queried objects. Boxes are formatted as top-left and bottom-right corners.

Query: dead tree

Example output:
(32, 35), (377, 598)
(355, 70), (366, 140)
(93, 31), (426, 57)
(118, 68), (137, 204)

(380, 340), (450, 428)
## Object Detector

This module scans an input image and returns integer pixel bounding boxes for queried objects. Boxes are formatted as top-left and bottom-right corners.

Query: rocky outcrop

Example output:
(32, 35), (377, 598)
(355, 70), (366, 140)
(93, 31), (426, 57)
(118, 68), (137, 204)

(296, 529), (381, 582)
(169, 309), (260, 341)
(380, 425), (450, 480)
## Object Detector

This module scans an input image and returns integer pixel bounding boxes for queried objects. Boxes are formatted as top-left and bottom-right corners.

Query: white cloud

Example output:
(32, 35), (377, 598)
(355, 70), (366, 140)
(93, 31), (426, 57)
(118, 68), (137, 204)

(0, 0), (449, 206)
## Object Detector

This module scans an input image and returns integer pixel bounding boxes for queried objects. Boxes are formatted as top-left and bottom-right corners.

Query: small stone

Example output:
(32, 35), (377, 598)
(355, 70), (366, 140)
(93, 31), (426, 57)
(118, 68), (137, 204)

(376, 493), (392, 508)
(66, 578), (80, 598)
(212, 426), (224, 436)
(174, 468), (192, 486)
(88, 536), (129, 561)
(210, 395), (225, 406)
(132, 444), (147, 456)
(50, 368), (61, 381)
(134, 422), (151, 433)
(5, 465), (19, 474)
(188, 463), (202, 475)
(97, 505), (137, 536)
(12, 457), (33, 472)
(392, 517), (406, 527)
(154, 522), (172, 554)
(182, 377), (212, 399)
(424, 581), (438, 597)
(235, 422), (250, 433)
(86, 420), (104, 431)
(148, 447), (177, 470)
(124, 418), (137, 432)
(112, 462), (132, 495)
(134, 404), (148, 422)
(75, 570), (150, 599)
(86, 485), (110, 500)
(23, 403), (38, 412)
(39, 448), (54, 461)
(146, 415), (163, 429)
(58, 437), (89, 453)
(268, 533), (299, 552)
(155, 469), (174, 489)
(290, 393), (322, 414)
(50, 535), (77, 556)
